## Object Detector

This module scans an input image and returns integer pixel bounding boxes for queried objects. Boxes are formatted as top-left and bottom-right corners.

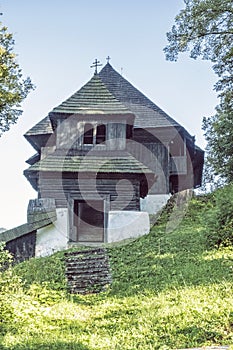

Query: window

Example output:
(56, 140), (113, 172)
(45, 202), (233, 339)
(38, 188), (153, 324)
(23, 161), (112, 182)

(83, 123), (106, 146)
(83, 123), (94, 144)
(96, 124), (106, 144)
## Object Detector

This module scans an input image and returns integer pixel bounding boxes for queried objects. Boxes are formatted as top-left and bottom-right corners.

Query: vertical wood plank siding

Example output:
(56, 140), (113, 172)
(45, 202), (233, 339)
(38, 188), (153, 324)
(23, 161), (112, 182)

(56, 119), (127, 151)
(127, 141), (169, 194)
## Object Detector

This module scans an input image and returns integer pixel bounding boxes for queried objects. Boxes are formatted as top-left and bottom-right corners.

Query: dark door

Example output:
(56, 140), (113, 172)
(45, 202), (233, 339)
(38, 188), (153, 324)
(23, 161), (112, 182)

(73, 200), (104, 242)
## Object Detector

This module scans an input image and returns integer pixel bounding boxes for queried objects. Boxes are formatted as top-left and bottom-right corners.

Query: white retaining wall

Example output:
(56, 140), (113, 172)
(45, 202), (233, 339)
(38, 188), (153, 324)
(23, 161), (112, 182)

(35, 198), (169, 256)
(35, 208), (68, 257)
(107, 211), (150, 243)
(140, 194), (170, 214)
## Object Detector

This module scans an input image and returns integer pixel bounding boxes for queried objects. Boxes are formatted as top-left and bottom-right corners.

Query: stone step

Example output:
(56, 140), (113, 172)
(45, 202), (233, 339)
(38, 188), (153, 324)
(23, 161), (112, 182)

(65, 248), (111, 294)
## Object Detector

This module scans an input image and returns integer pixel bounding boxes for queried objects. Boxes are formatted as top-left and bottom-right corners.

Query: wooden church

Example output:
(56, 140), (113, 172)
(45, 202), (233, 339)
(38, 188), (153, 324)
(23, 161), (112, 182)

(0, 60), (204, 261)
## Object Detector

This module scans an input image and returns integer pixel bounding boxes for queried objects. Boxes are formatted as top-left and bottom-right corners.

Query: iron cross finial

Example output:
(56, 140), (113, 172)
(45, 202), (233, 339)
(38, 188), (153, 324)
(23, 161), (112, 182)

(106, 56), (111, 63)
(90, 59), (102, 75)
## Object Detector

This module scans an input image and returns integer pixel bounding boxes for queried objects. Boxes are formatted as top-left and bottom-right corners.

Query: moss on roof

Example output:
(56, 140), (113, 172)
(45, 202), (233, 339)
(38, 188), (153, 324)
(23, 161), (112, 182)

(51, 74), (132, 115)
(0, 211), (57, 243)
(99, 63), (180, 128)
(25, 151), (153, 174)
(24, 63), (182, 139)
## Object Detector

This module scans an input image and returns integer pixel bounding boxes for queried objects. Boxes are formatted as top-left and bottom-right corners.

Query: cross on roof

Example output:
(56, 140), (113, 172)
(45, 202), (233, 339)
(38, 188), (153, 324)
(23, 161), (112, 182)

(90, 59), (103, 75)
(106, 56), (111, 63)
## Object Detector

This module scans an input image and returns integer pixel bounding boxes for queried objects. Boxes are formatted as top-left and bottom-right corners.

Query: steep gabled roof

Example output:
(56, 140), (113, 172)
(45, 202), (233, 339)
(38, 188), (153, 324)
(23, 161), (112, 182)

(99, 63), (180, 128)
(50, 74), (132, 115)
(25, 63), (182, 144)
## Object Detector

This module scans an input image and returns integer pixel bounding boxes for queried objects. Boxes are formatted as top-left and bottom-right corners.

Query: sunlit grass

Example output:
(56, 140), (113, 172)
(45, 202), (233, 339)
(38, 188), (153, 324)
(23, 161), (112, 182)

(1, 194), (233, 349)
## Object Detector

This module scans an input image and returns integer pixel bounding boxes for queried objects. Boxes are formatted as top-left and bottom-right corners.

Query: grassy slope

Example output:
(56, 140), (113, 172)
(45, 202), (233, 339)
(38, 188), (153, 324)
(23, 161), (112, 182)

(1, 195), (233, 349)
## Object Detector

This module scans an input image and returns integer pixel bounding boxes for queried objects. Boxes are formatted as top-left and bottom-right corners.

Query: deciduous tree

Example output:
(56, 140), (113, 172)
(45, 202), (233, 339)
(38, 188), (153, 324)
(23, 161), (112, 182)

(0, 20), (34, 135)
(164, 0), (233, 182)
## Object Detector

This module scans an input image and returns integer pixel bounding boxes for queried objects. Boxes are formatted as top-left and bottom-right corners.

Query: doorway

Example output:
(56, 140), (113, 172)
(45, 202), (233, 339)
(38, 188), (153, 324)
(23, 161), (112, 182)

(73, 200), (104, 242)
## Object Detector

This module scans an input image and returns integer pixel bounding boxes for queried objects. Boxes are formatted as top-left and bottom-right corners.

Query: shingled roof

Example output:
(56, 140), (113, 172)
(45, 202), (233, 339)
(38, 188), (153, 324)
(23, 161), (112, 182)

(24, 116), (53, 136)
(24, 151), (153, 174)
(99, 63), (180, 128)
(50, 74), (132, 115)
(24, 115), (54, 151)
(24, 63), (181, 140)
(0, 210), (56, 243)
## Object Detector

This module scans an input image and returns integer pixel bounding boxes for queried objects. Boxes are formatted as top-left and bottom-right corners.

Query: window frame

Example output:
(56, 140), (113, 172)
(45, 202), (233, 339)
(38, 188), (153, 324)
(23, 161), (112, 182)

(83, 123), (94, 145)
(96, 124), (106, 145)
(83, 122), (106, 146)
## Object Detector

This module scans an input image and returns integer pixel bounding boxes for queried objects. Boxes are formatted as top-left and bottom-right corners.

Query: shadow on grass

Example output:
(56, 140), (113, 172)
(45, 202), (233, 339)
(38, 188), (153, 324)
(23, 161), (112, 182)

(174, 325), (224, 346)
(107, 231), (233, 298)
(0, 340), (90, 350)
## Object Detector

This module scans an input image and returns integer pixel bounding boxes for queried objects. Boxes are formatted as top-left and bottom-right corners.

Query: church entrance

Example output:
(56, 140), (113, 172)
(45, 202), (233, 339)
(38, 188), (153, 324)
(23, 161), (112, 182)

(73, 200), (104, 242)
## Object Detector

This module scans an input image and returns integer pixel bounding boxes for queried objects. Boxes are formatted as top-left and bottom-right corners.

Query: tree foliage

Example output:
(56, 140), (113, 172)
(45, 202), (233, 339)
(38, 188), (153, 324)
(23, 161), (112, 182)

(205, 183), (233, 247)
(0, 21), (34, 135)
(164, 0), (233, 182)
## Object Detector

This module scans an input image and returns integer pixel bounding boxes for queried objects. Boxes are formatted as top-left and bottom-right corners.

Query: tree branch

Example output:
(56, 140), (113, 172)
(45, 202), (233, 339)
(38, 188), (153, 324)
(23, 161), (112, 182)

(187, 30), (233, 40)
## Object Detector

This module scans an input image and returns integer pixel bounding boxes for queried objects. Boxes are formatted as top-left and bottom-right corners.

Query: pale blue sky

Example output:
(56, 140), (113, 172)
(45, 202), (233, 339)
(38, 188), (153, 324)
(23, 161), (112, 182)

(0, 0), (218, 229)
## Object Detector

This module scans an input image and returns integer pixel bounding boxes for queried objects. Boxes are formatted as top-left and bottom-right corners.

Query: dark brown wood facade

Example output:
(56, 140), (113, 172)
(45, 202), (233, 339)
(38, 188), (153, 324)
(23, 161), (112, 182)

(33, 173), (143, 243)
(22, 63), (204, 244)
(37, 174), (141, 211)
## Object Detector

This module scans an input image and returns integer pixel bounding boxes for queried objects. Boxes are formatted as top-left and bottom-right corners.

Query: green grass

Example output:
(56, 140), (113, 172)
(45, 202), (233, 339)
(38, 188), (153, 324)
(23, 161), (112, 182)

(1, 193), (233, 349)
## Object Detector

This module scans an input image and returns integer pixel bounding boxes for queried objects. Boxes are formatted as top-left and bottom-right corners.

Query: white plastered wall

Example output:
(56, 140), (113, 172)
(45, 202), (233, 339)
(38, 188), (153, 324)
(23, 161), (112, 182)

(35, 208), (68, 257)
(107, 211), (150, 243)
(35, 197), (170, 255)
(140, 194), (170, 214)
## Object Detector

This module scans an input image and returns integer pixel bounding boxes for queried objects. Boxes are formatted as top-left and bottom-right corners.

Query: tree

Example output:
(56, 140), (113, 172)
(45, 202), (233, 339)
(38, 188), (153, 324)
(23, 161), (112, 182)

(164, 0), (233, 182)
(0, 20), (34, 135)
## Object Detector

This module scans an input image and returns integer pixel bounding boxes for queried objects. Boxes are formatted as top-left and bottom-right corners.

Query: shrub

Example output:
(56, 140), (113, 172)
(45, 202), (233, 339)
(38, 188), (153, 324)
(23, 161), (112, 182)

(13, 251), (67, 291)
(0, 242), (13, 271)
(205, 184), (233, 248)
(0, 243), (21, 334)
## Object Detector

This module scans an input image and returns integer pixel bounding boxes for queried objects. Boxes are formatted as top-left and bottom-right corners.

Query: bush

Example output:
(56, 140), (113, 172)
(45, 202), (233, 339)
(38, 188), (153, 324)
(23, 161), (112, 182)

(13, 251), (67, 291)
(0, 242), (13, 271)
(205, 184), (233, 248)
(0, 243), (21, 334)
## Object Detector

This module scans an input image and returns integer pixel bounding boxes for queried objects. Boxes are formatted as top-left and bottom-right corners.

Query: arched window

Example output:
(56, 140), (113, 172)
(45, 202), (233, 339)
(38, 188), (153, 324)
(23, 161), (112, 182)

(83, 123), (94, 144)
(96, 124), (106, 144)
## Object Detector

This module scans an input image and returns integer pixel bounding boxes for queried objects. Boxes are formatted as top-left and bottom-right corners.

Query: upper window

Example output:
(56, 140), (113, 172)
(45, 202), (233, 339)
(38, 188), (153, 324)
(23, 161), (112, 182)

(96, 124), (106, 144)
(83, 123), (94, 144)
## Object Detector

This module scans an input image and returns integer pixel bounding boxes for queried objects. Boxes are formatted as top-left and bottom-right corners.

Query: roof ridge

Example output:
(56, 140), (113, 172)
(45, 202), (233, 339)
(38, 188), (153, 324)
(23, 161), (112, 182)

(51, 73), (132, 115)
(99, 63), (161, 109)
(99, 63), (180, 128)
(25, 62), (185, 143)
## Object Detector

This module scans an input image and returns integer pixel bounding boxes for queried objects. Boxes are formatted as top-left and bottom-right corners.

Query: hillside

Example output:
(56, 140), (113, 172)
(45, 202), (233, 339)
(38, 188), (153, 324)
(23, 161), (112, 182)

(1, 190), (233, 349)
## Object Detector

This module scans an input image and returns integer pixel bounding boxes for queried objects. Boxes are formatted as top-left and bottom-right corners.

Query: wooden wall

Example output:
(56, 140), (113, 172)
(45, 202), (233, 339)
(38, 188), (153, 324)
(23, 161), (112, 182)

(131, 126), (203, 193)
(6, 231), (36, 263)
(38, 174), (140, 211)
(127, 140), (169, 194)
(56, 117), (128, 151)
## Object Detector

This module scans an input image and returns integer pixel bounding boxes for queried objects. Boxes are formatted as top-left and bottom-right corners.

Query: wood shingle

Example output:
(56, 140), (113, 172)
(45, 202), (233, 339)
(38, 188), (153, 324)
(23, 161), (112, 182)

(99, 63), (180, 128)
(50, 74), (132, 115)
(24, 151), (153, 174)
(24, 62), (183, 139)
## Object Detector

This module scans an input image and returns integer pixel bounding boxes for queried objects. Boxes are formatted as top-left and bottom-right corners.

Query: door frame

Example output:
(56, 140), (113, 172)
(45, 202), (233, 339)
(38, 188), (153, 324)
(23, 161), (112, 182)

(68, 193), (110, 243)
